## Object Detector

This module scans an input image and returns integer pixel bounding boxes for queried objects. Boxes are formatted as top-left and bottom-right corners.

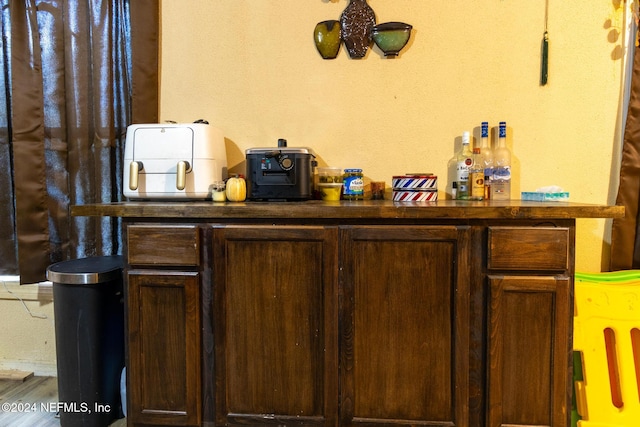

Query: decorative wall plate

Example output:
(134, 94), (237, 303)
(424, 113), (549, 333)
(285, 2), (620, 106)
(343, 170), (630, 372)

(314, 20), (342, 59)
(340, 0), (376, 59)
(372, 22), (413, 57)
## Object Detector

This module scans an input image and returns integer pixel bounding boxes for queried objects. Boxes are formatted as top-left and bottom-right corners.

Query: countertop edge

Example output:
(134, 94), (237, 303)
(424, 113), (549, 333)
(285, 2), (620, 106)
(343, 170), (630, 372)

(71, 201), (625, 220)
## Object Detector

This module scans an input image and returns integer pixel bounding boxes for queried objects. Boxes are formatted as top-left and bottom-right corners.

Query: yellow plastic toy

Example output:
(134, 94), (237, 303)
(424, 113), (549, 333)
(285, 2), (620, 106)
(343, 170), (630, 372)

(573, 271), (640, 427)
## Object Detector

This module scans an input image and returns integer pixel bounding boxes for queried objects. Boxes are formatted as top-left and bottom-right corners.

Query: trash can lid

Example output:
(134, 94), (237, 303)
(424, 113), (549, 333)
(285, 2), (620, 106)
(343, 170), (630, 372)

(46, 255), (124, 285)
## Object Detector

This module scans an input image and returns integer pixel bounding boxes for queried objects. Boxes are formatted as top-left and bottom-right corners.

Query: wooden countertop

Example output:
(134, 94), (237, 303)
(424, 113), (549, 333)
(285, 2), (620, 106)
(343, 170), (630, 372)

(71, 200), (624, 220)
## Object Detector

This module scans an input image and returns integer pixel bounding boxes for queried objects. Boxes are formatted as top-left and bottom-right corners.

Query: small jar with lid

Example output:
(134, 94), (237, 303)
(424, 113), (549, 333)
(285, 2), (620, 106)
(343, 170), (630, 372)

(343, 168), (364, 200)
(211, 181), (226, 202)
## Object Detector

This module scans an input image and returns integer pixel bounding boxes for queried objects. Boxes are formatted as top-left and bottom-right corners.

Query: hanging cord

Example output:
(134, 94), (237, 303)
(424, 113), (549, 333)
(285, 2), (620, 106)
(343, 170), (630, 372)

(541, 0), (549, 85)
(1, 281), (49, 319)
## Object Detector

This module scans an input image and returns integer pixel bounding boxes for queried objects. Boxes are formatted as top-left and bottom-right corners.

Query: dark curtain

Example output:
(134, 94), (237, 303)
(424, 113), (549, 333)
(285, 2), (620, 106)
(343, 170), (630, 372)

(0, 0), (158, 284)
(612, 28), (640, 270)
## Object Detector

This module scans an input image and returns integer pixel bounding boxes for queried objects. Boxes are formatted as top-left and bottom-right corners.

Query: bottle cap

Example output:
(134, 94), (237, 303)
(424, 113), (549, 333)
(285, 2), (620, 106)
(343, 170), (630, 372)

(499, 122), (507, 138)
(462, 131), (470, 144)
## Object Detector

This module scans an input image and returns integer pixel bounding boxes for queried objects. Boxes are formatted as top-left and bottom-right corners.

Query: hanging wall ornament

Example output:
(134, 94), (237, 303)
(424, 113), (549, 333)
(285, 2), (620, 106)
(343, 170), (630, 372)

(340, 0), (376, 59)
(540, 0), (549, 85)
(372, 22), (413, 57)
(314, 20), (342, 59)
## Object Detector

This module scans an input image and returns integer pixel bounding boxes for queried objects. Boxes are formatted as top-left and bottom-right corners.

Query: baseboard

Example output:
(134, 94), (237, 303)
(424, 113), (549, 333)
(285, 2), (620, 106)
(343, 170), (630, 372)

(0, 369), (34, 381)
(0, 277), (53, 302)
(0, 360), (57, 377)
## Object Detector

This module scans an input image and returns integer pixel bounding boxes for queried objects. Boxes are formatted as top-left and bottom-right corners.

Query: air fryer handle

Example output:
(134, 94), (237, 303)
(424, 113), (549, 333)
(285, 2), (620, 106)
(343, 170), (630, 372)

(176, 160), (191, 191)
(129, 161), (144, 190)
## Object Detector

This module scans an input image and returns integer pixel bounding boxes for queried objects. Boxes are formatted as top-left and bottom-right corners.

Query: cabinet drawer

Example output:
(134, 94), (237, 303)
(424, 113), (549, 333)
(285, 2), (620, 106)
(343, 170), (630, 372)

(127, 225), (200, 266)
(488, 227), (569, 271)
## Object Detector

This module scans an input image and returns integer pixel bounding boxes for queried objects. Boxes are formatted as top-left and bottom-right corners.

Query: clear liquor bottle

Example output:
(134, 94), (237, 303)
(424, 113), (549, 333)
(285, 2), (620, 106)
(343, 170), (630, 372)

(492, 122), (511, 200)
(446, 155), (458, 200)
(480, 122), (494, 200)
(470, 147), (485, 200)
(455, 131), (473, 200)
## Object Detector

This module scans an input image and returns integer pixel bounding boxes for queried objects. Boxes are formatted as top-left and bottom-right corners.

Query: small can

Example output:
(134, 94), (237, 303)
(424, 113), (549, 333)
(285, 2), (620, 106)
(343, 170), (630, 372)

(211, 181), (226, 202)
(343, 168), (364, 200)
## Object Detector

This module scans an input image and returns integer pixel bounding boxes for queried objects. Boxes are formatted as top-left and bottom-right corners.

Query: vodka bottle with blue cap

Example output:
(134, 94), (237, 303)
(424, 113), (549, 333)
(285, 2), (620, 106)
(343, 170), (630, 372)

(492, 122), (511, 200)
(480, 121), (494, 199)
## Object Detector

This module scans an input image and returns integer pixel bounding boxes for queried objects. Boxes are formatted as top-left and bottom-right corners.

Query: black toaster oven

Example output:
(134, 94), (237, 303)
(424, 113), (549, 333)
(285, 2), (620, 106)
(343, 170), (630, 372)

(245, 140), (316, 201)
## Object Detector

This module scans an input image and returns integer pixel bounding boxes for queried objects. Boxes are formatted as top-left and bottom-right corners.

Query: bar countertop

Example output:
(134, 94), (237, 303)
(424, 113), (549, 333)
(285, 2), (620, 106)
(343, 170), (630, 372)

(71, 200), (625, 220)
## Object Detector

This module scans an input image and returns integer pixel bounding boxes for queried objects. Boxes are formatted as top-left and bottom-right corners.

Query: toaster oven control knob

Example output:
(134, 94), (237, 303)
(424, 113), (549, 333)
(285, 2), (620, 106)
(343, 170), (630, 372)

(129, 161), (144, 190)
(279, 155), (294, 170)
(176, 160), (192, 191)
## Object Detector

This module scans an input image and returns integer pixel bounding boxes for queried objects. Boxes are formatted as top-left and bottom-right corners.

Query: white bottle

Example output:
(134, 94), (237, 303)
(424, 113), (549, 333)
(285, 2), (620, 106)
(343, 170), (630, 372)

(492, 122), (511, 200)
(455, 131), (473, 200)
(480, 122), (494, 200)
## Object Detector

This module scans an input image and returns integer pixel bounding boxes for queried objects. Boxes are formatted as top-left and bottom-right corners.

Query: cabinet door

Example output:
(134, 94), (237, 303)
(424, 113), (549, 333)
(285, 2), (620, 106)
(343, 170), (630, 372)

(486, 225), (573, 427)
(213, 226), (338, 427)
(340, 226), (471, 427)
(487, 275), (570, 427)
(128, 271), (201, 426)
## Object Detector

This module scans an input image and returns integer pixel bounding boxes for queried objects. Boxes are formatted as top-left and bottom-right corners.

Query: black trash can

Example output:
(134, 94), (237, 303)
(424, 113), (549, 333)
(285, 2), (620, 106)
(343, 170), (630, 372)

(47, 256), (125, 427)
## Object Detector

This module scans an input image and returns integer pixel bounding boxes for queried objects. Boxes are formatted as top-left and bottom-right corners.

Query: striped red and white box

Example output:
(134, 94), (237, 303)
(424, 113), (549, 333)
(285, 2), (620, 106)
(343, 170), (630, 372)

(392, 190), (438, 202)
(391, 174), (437, 191)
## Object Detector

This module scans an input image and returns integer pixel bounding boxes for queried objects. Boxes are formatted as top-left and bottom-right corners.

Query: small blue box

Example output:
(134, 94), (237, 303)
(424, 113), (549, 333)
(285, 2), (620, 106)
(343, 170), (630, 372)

(521, 192), (569, 202)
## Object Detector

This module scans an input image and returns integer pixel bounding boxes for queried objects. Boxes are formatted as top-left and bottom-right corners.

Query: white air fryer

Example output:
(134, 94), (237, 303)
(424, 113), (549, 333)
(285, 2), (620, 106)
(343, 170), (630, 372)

(123, 122), (227, 199)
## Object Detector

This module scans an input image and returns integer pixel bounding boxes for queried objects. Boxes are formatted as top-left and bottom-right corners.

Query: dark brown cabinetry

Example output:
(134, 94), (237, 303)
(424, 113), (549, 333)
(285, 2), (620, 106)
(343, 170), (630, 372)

(71, 201), (622, 427)
(126, 225), (202, 427)
(211, 226), (338, 427)
(340, 226), (471, 427)
(487, 275), (570, 427)
(486, 226), (572, 427)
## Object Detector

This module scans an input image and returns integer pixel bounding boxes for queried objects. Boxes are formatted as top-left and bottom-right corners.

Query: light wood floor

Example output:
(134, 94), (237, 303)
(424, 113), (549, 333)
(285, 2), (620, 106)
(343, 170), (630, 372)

(0, 376), (126, 427)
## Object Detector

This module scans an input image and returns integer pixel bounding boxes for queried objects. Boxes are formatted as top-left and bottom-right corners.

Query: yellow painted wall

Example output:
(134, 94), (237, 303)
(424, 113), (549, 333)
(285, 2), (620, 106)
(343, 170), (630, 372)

(0, 283), (56, 376)
(159, 0), (630, 272)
